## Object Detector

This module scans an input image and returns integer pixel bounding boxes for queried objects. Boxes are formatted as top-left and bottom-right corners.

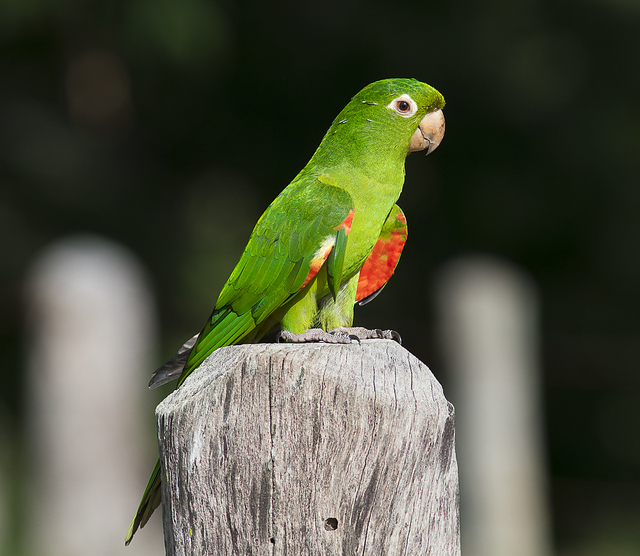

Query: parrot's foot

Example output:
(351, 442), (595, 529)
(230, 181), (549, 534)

(276, 327), (401, 345)
(331, 327), (402, 345)
(277, 328), (355, 344)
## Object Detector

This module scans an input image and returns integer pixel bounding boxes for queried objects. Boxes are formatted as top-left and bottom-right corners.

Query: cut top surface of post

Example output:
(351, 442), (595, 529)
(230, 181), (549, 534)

(156, 340), (460, 556)
(159, 340), (446, 411)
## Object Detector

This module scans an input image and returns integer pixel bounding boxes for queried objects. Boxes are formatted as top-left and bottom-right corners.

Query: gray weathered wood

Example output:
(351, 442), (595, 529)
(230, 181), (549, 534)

(156, 340), (460, 555)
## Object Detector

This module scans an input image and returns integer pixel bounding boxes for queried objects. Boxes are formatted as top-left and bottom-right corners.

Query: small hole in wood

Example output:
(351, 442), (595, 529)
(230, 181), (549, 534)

(324, 518), (338, 531)
(270, 537), (275, 544)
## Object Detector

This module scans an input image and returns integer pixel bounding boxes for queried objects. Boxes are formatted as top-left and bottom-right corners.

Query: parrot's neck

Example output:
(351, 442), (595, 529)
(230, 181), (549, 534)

(308, 131), (408, 188)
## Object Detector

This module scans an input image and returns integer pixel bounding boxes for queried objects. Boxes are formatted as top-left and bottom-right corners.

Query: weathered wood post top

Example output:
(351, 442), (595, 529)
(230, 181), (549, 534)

(156, 339), (460, 555)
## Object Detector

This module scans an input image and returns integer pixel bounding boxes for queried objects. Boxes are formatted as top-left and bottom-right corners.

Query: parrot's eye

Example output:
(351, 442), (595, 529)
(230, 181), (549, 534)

(387, 94), (418, 118)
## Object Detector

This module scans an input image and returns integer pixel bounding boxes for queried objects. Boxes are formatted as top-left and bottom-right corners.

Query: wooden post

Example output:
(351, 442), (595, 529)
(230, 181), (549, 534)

(156, 340), (460, 556)
(435, 256), (551, 556)
(25, 236), (164, 556)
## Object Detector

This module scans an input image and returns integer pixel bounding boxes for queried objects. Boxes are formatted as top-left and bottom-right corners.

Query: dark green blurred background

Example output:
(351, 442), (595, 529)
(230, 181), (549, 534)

(1, 0), (639, 553)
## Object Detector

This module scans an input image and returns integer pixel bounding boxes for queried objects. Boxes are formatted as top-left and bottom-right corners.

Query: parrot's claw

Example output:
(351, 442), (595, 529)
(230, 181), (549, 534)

(277, 328), (355, 344)
(277, 327), (402, 345)
(330, 327), (402, 345)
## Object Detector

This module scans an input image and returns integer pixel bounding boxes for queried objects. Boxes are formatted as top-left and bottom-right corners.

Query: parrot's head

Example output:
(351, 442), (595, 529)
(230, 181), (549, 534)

(324, 78), (445, 162)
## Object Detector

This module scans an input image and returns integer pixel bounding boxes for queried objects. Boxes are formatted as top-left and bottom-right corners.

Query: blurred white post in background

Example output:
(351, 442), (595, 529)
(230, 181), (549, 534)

(434, 255), (552, 556)
(25, 236), (164, 556)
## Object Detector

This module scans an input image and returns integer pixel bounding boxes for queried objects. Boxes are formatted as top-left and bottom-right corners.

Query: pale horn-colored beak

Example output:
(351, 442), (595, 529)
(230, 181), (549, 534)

(409, 108), (445, 154)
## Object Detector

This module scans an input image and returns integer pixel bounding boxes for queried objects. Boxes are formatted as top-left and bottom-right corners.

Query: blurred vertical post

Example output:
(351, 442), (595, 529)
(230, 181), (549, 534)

(434, 256), (552, 556)
(25, 236), (164, 556)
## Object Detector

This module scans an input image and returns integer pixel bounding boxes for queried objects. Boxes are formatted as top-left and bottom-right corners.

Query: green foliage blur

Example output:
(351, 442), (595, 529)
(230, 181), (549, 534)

(0, 0), (639, 553)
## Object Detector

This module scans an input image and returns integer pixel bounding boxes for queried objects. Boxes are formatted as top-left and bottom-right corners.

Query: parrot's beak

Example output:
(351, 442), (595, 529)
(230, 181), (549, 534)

(409, 108), (445, 154)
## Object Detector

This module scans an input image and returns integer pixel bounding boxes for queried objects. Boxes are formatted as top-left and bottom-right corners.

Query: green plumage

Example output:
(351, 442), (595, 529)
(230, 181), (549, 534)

(125, 78), (445, 545)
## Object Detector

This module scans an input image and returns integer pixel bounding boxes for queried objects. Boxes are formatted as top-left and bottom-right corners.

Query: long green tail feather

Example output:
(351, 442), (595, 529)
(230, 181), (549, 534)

(125, 459), (162, 546)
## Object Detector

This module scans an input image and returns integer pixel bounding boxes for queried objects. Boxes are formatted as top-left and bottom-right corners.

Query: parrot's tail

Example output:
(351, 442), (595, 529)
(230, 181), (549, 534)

(125, 459), (162, 546)
(148, 333), (198, 389)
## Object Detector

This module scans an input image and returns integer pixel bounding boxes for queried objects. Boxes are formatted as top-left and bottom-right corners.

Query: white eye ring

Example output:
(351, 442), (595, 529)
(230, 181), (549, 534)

(387, 94), (418, 117)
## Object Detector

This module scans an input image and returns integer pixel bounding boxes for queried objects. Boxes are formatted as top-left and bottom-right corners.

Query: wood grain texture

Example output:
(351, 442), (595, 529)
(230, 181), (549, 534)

(156, 340), (460, 555)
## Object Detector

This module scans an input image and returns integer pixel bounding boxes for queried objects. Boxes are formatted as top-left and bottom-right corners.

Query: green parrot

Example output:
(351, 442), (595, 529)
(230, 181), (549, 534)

(125, 77), (445, 545)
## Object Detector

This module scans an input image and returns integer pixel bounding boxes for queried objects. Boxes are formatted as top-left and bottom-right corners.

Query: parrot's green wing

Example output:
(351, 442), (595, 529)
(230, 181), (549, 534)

(149, 182), (354, 391)
(181, 178), (354, 384)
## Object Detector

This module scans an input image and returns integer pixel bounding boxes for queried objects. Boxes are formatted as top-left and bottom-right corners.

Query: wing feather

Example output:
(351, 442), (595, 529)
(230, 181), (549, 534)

(172, 176), (354, 387)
